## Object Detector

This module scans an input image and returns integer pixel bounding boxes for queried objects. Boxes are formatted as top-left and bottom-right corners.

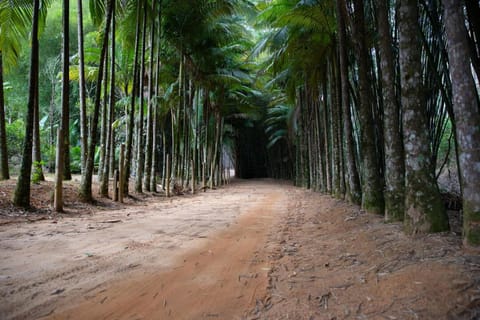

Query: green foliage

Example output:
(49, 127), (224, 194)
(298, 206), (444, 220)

(32, 160), (46, 183)
(70, 146), (82, 173)
(5, 119), (25, 160)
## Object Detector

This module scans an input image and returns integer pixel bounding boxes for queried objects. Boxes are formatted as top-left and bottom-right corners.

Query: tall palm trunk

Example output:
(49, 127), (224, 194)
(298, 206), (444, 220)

(337, 0), (361, 204)
(77, 0), (87, 173)
(123, 0), (142, 196)
(399, 0), (448, 233)
(100, 0), (116, 197)
(13, 0), (40, 208)
(443, 0), (480, 246)
(54, 0), (70, 211)
(135, 3), (148, 193)
(352, 0), (384, 214)
(98, 43), (109, 186)
(0, 52), (9, 180)
(376, 0), (405, 222)
(144, 1), (156, 191)
(79, 0), (113, 202)
(32, 81), (44, 181)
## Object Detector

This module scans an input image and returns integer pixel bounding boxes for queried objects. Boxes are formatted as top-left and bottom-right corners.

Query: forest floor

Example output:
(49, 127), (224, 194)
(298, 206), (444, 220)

(0, 177), (479, 319)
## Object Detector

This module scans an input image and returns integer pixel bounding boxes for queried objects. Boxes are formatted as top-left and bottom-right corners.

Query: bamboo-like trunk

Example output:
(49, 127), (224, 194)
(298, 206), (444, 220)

(135, 3), (148, 193)
(123, 0), (142, 196)
(144, 1), (157, 191)
(443, 0), (480, 245)
(399, 0), (448, 233)
(0, 52), (8, 180)
(376, 0), (405, 222)
(79, 1), (113, 202)
(77, 0), (87, 174)
(352, 0), (384, 213)
(119, 144), (124, 203)
(13, 0), (40, 208)
(54, 129), (64, 211)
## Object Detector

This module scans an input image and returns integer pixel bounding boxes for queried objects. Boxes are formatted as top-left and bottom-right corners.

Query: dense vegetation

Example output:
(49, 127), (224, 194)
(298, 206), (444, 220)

(0, 0), (479, 246)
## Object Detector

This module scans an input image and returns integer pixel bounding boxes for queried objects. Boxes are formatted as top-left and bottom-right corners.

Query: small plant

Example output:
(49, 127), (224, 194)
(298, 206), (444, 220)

(32, 160), (45, 184)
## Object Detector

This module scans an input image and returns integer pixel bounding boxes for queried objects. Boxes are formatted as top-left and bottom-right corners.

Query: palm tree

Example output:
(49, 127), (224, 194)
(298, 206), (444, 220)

(351, 0), (384, 214)
(336, 0), (361, 204)
(54, 0), (70, 211)
(399, 0), (448, 233)
(99, 0), (118, 197)
(13, 0), (41, 207)
(134, 1), (148, 193)
(122, 0), (142, 196)
(443, 0), (480, 246)
(0, 1), (36, 181)
(0, 52), (8, 180)
(375, 0), (405, 221)
(77, 0), (87, 173)
(79, 0), (114, 202)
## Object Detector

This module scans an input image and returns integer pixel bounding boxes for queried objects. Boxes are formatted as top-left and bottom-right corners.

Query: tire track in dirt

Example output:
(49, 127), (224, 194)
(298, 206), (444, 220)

(44, 183), (290, 320)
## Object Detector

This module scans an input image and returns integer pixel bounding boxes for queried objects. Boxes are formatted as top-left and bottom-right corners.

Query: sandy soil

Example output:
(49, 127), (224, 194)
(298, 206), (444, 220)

(0, 179), (479, 319)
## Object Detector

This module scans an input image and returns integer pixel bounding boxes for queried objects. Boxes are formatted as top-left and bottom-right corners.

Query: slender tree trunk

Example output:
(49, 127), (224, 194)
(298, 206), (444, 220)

(97, 44), (109, 186)
(123, 0), (142, 196)
(337, 0), (361, 204)
(399, 0), (448, 233)
(352, 0), (385, 214)
(47, 60), (57, 173)
(329, 69), (341, 197)
(62, 0), (71, 182)
(376, 0), (405, 222)
(79, 0), (113, 202)
(32, 87), (45, 182)
(0, 52), (9, 180)
(100, 0), (115, 197)
(13, 0), (40, 208)
(443, 0), (480, 246)
(77, 0), (87, 174)
(144, 1), (156, 191)
(135, 3), (148, 193)
(108, 7), (116, 180)
(54, 0), (70, 211)
(322, 83), (332, 193)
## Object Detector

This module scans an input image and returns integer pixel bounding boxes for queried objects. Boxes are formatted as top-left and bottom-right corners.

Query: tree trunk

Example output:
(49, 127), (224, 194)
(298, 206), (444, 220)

(399, 0), (448, 233)
(0, 52), (10, 180)
(100, 0), (116, 197)
(376, 0), (405, 222)
(77, 0), (87, 174)
(32, 85), (45, 182)
(123, 0), (142, 196)
(336, 0), (361, 204)
(352, 0), (385, 214)
(443, 0), (480, 246)
(98, 43), (109, 186)
(144, 1), (156, 191)
(13, 0), (40, 208)
(135, 3), (148, 193)
(79, 0), (113, 202)
(54, 0), (70, 211)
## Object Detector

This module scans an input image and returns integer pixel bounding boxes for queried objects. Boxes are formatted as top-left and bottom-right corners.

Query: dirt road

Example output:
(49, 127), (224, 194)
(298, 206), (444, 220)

(1, 180), (290, 319)
(1, 179), (479, 319)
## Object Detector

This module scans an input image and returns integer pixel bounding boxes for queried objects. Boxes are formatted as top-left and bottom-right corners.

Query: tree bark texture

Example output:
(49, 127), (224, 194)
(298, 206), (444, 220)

(352, 0), (385, 214)
(77, 0), (87, 174)
(13, 0), (40, 207)
(376, 0), (405, 222)
(79, 0), (113, 202)
(399, 0), (448, 233)
(0, 52), (10, 180)
(336, 0), (361, 204)
(443, 0), (480, 246)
